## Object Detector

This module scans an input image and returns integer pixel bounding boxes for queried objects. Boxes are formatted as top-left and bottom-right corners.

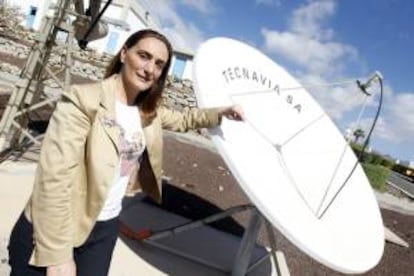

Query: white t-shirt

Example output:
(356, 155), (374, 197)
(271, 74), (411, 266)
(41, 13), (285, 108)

(97, 100), (146, 221)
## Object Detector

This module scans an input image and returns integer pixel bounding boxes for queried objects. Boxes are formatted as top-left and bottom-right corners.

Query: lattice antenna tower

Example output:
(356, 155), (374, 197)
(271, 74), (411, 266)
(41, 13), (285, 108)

(0, 0), (79, 155)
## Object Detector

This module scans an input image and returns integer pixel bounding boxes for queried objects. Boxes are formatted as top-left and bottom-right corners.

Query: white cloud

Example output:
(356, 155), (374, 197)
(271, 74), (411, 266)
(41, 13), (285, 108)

(260, 1), (354, 84)
(142, 0), (205, 52)
(382, 92), (414, 140)
(163, 24), (204, 52)
(373, 116), (399, 141)
(179, 0), (217, 14)
(255, 0), (282, 7)
(261, 0), (358, 77)
(261, 28), (357, 76)
(289, 0), (335, 40)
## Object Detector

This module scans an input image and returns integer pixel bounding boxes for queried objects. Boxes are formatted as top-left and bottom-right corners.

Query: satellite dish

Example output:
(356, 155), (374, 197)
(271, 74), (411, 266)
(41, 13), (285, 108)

(192, 37), (384, 274)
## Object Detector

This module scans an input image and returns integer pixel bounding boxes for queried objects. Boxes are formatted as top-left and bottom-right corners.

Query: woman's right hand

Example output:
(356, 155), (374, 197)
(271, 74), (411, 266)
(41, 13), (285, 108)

(218, 105), (245, 121)
(47, 259), (76, 276)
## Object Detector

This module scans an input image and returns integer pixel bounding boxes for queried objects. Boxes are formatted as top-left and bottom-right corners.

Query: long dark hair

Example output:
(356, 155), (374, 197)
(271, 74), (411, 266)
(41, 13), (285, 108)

(105, 29), (173, 118)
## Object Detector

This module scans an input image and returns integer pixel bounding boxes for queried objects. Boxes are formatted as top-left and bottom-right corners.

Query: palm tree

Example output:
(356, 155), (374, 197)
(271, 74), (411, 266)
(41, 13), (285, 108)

(353, 128), (365, 144)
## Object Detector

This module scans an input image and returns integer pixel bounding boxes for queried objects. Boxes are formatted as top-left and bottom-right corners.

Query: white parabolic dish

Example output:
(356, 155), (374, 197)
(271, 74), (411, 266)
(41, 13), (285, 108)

(192, 37), (384, 274)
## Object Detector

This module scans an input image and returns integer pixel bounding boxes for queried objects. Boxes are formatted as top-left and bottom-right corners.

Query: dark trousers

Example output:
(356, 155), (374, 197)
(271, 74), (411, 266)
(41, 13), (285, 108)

(8, 213), (119, 276)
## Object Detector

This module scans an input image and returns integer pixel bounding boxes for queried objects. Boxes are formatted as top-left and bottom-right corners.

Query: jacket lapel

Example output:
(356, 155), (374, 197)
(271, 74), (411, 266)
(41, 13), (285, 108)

(99, 75), (121, 155)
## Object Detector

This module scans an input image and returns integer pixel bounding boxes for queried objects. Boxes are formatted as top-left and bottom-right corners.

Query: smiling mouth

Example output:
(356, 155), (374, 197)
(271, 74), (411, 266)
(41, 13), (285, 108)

(136, 74), (150, 82)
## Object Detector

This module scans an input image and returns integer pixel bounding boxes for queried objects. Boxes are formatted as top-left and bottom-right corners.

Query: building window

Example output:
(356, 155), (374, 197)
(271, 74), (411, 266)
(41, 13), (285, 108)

(26, 6), (37, 29)
(172, 55), (186, 79)
(106, 31), (119, 54)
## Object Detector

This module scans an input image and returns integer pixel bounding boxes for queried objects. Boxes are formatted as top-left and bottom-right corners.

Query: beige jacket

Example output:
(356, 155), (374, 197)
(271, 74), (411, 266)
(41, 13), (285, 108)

(24, 75), (223, 266)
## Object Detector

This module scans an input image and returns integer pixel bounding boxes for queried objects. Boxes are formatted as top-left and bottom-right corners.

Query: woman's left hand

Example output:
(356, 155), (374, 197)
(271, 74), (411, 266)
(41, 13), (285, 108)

(219, 105), (244, 121)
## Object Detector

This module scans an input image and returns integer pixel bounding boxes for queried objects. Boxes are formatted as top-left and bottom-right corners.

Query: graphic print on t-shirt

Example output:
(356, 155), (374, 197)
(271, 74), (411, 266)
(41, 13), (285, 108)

(119, 128), (145, 177)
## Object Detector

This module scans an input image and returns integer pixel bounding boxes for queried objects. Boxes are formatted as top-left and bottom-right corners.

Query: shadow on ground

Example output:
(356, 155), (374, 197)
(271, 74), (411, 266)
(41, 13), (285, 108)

(118, 180), (273, 275)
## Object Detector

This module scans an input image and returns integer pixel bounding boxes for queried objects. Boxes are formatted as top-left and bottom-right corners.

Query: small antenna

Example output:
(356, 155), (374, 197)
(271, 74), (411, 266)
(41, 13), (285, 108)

(356, 71), (383, 95)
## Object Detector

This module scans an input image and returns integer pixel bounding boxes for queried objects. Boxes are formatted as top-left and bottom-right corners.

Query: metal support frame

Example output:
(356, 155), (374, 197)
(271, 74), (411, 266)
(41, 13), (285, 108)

(231, 207), (264, 276)
(122, 204), (282, 275)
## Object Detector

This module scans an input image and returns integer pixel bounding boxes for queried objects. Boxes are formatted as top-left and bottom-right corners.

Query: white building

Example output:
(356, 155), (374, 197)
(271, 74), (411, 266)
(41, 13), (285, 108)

(3, 0), (194, 80)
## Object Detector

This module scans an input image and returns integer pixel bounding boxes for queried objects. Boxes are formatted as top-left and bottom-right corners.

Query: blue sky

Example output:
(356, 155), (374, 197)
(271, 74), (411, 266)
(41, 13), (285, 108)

(141, 0), (413, 163)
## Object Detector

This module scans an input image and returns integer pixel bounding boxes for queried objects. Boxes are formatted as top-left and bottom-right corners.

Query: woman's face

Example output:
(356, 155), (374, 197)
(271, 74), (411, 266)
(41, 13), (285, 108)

(120, 36), (169, 93)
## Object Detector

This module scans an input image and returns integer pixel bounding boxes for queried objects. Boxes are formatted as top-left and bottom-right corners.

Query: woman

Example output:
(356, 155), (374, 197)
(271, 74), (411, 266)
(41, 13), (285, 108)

(8, 29), (243, 276)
